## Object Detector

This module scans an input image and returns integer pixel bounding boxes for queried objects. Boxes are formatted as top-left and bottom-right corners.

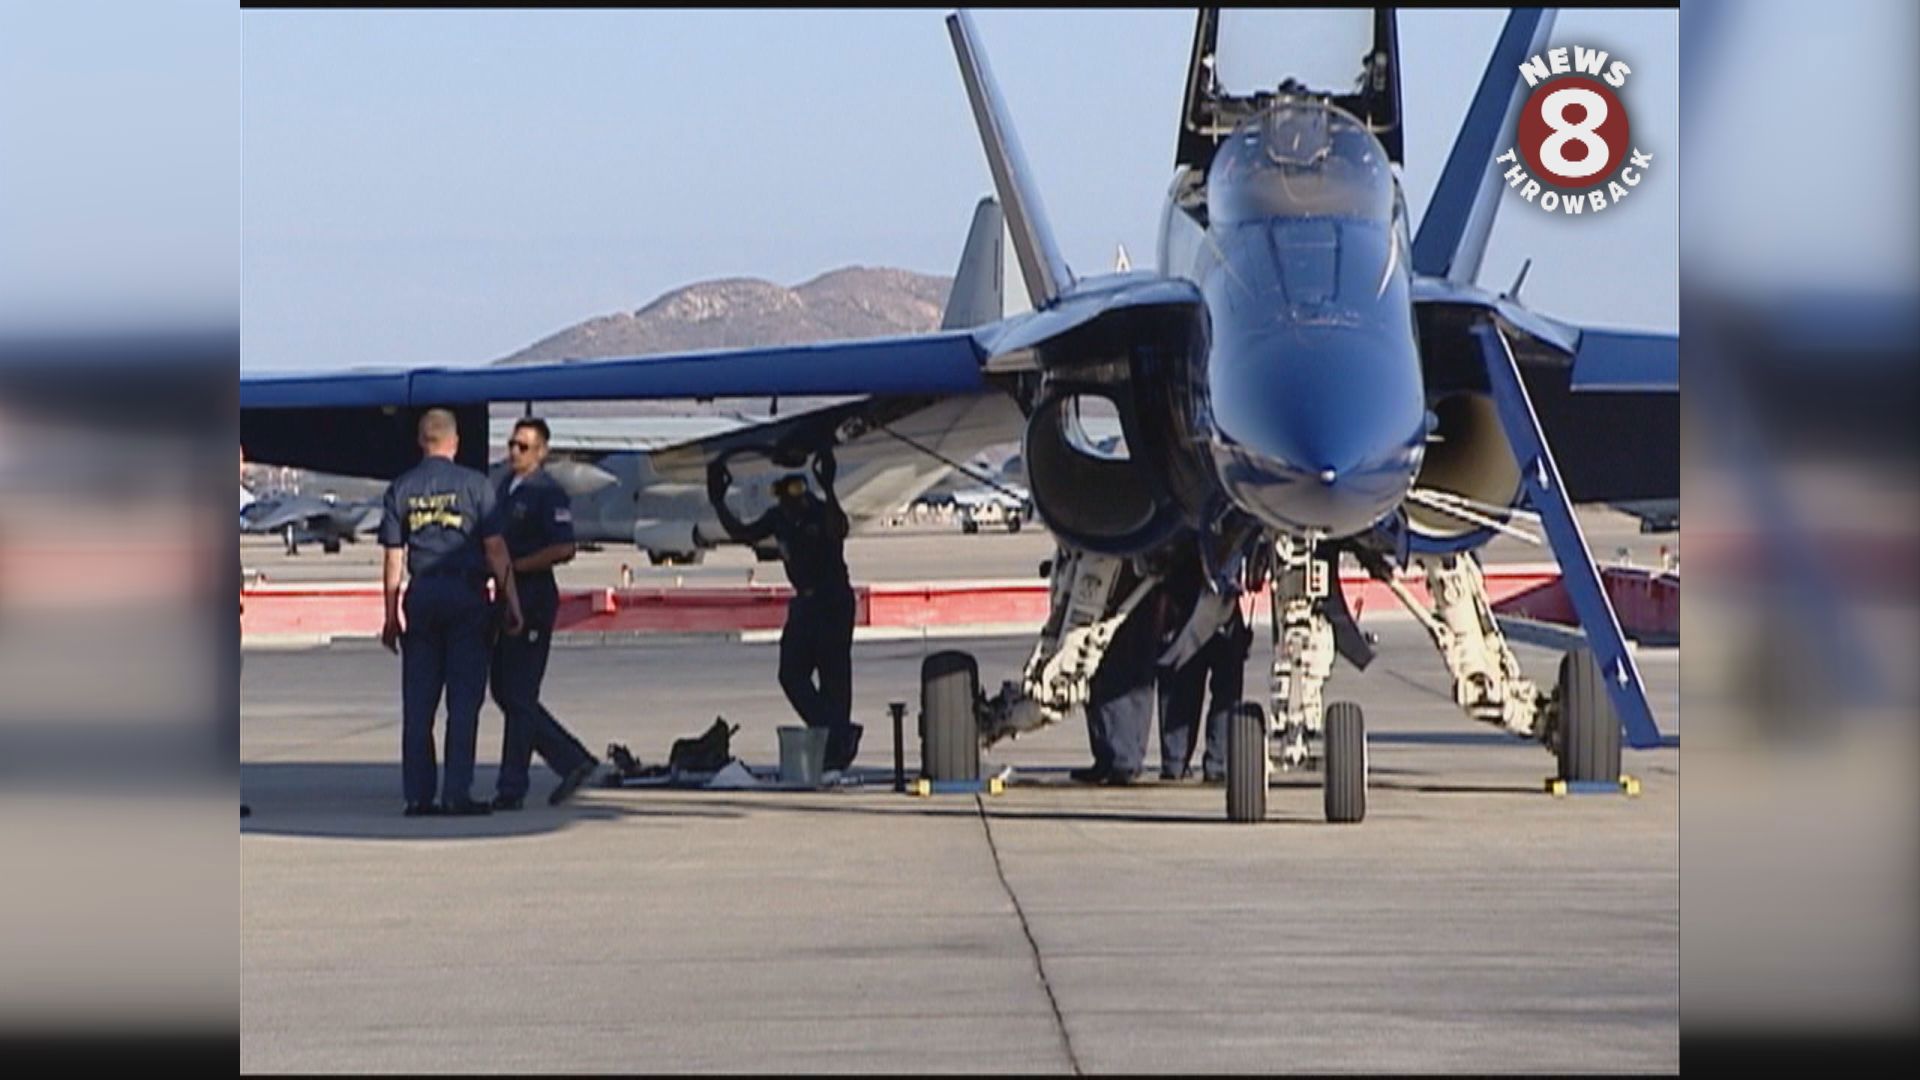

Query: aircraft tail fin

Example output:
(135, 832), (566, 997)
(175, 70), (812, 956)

(947, 9), (1073, 309)
(1410, 8), (1556, 284)
(939, 195), (1006, 330)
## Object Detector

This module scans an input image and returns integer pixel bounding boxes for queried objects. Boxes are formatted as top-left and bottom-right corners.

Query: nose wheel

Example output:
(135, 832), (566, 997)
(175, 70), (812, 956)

(1224, 701), (1368, 823)
(1322, 701), (1367, 823)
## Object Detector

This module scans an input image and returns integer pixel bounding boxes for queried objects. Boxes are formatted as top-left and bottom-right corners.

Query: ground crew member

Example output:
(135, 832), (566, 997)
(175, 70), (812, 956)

(1071, 559), (1160, 787)
(1156, 546), (1252, 783)
(379, 408), (523, 816)
(489, 418), (599, 810)
(706, 448), (862, 773)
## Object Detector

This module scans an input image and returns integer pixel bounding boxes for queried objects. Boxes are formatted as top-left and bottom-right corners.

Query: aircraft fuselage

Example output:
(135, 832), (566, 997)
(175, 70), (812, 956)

(1163, 99), (1427, 542)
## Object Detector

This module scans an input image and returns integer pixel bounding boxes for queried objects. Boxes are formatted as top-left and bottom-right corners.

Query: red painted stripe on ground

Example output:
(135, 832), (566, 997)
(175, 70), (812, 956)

(242, 566), (1672, 641)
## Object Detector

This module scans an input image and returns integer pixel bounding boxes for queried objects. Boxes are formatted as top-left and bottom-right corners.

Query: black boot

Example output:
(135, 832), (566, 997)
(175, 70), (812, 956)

(825, 723), (863, 773)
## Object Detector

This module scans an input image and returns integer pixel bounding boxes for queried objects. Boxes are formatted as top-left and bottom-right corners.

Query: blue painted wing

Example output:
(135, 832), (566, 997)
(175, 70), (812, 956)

(1569, 329), (1677, 392)
(241, 267), (1212, 413)
(240, 272), (1203, 480)
(1411, 277), (1677, 504)
(242, 330), (989, 410)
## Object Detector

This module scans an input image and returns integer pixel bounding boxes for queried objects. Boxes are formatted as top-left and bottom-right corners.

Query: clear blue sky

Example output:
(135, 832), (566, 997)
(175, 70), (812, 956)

(240, 8), (1678, 373)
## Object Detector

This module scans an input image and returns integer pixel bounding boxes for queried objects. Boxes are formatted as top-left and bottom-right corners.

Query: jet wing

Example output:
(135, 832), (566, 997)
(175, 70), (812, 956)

(543, 391), (1027, 553)
(241, 269), (1203, 481)
(1566, 328), (1678, 393)
(490, 415), (770, 457)
(671, 392), (1027, 529)
(1411, 276), (1677, 506)
(239, 494), (334, 533)
(242, 330), (989, 411)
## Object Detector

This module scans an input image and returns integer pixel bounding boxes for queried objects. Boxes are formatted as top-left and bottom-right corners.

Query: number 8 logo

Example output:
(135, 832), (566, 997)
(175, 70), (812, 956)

(1539, 87), (1610, 178)
(1517, 76), (1629, 189)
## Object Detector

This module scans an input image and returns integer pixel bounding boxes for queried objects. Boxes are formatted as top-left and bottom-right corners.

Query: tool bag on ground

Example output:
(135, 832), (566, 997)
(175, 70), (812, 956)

(668, 717), (739, 775)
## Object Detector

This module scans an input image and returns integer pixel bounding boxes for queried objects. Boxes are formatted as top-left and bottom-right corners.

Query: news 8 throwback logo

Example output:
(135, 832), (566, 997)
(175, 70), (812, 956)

(1494, 44), (1653, 215)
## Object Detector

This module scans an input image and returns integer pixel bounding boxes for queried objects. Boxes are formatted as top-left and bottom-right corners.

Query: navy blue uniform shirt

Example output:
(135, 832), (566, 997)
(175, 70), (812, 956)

(735, 495), (850, 595)
(498, 469), (574, 602)
(379, 456), (502, 579)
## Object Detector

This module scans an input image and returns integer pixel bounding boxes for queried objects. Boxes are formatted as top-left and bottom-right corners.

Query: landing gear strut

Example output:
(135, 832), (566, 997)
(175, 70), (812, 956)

(1376, 551), (1557, 745)
(1224, 533), (1368, 824)
(974, 548), (1161, 747)
(1268, 533), (1335, 772)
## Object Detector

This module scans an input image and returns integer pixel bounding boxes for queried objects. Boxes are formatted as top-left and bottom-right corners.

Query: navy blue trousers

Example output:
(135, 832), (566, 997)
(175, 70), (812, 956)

(1086, 606), (1158, 777)
(490, 591), (594, 800)
(1157, 620), (1251, 779)
(779, 588), (858, 765)
(400, 577), (491, 807)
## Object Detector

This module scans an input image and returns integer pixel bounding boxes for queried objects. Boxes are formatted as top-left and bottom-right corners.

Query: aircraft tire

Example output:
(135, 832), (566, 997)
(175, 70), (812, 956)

(921, 650), (980, 782)
(1225, 703), (1267, 823)
(1556, 647), (1620, 782)
(1007, 516), (1022, 533)
(961, 520), (979, 534)
(1323, 702), (1366, 823)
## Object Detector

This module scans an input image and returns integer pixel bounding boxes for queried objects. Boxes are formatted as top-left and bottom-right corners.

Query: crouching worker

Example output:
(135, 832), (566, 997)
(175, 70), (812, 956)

(706, 448), (862, 774)
(489, 418), (599, 809)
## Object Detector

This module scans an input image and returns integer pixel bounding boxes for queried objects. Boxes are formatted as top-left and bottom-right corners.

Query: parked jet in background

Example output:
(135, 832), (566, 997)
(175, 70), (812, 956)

(240, 489), (382, 555)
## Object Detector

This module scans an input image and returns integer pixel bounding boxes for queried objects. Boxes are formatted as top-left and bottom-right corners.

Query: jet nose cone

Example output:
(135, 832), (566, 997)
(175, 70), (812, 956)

(1212, 418), (1424, 538)
(1205, 317), (1428, 539)
(1237, 455), (1413, 537)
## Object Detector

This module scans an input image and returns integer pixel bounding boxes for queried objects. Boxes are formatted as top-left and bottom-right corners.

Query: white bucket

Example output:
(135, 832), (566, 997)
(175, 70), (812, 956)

(777, 726), (830, 786)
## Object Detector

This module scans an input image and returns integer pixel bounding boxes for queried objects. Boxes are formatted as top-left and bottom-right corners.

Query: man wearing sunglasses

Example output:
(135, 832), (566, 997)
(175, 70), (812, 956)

(488, 418), (598, 810)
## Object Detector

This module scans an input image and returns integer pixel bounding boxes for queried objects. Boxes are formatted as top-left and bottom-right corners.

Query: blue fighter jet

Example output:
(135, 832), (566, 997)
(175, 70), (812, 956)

(242, 8), (1676, 823)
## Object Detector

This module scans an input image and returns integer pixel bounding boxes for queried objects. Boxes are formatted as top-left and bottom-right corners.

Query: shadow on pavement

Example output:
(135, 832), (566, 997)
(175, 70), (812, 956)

(241, 758), (1606, 839)
(240, 761), (745, 841)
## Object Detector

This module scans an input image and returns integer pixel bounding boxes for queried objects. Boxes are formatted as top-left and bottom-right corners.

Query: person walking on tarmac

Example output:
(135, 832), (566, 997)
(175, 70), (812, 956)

(380, 408), (524, 817)
(706, 447), (862, 774)
(488, 418), (599, 810)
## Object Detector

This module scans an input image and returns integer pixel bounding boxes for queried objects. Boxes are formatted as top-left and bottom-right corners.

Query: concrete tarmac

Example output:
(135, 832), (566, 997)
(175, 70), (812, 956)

(242, 622), (1679, 1072)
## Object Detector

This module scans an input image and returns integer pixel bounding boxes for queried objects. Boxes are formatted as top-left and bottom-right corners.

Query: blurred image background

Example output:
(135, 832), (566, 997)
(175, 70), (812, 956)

(1679, 0), (1920, 1054)
(0, 0), (237, 1055)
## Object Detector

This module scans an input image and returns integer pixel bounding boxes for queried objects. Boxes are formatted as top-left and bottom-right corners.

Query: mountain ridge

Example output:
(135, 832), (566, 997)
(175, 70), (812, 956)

(493, 265), (955, 367)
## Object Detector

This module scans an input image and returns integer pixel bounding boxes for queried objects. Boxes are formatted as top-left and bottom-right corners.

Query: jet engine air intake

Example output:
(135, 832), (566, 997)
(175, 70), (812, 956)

(1023, 390), (1183, 556)
(1405, 390), (1523, 550)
